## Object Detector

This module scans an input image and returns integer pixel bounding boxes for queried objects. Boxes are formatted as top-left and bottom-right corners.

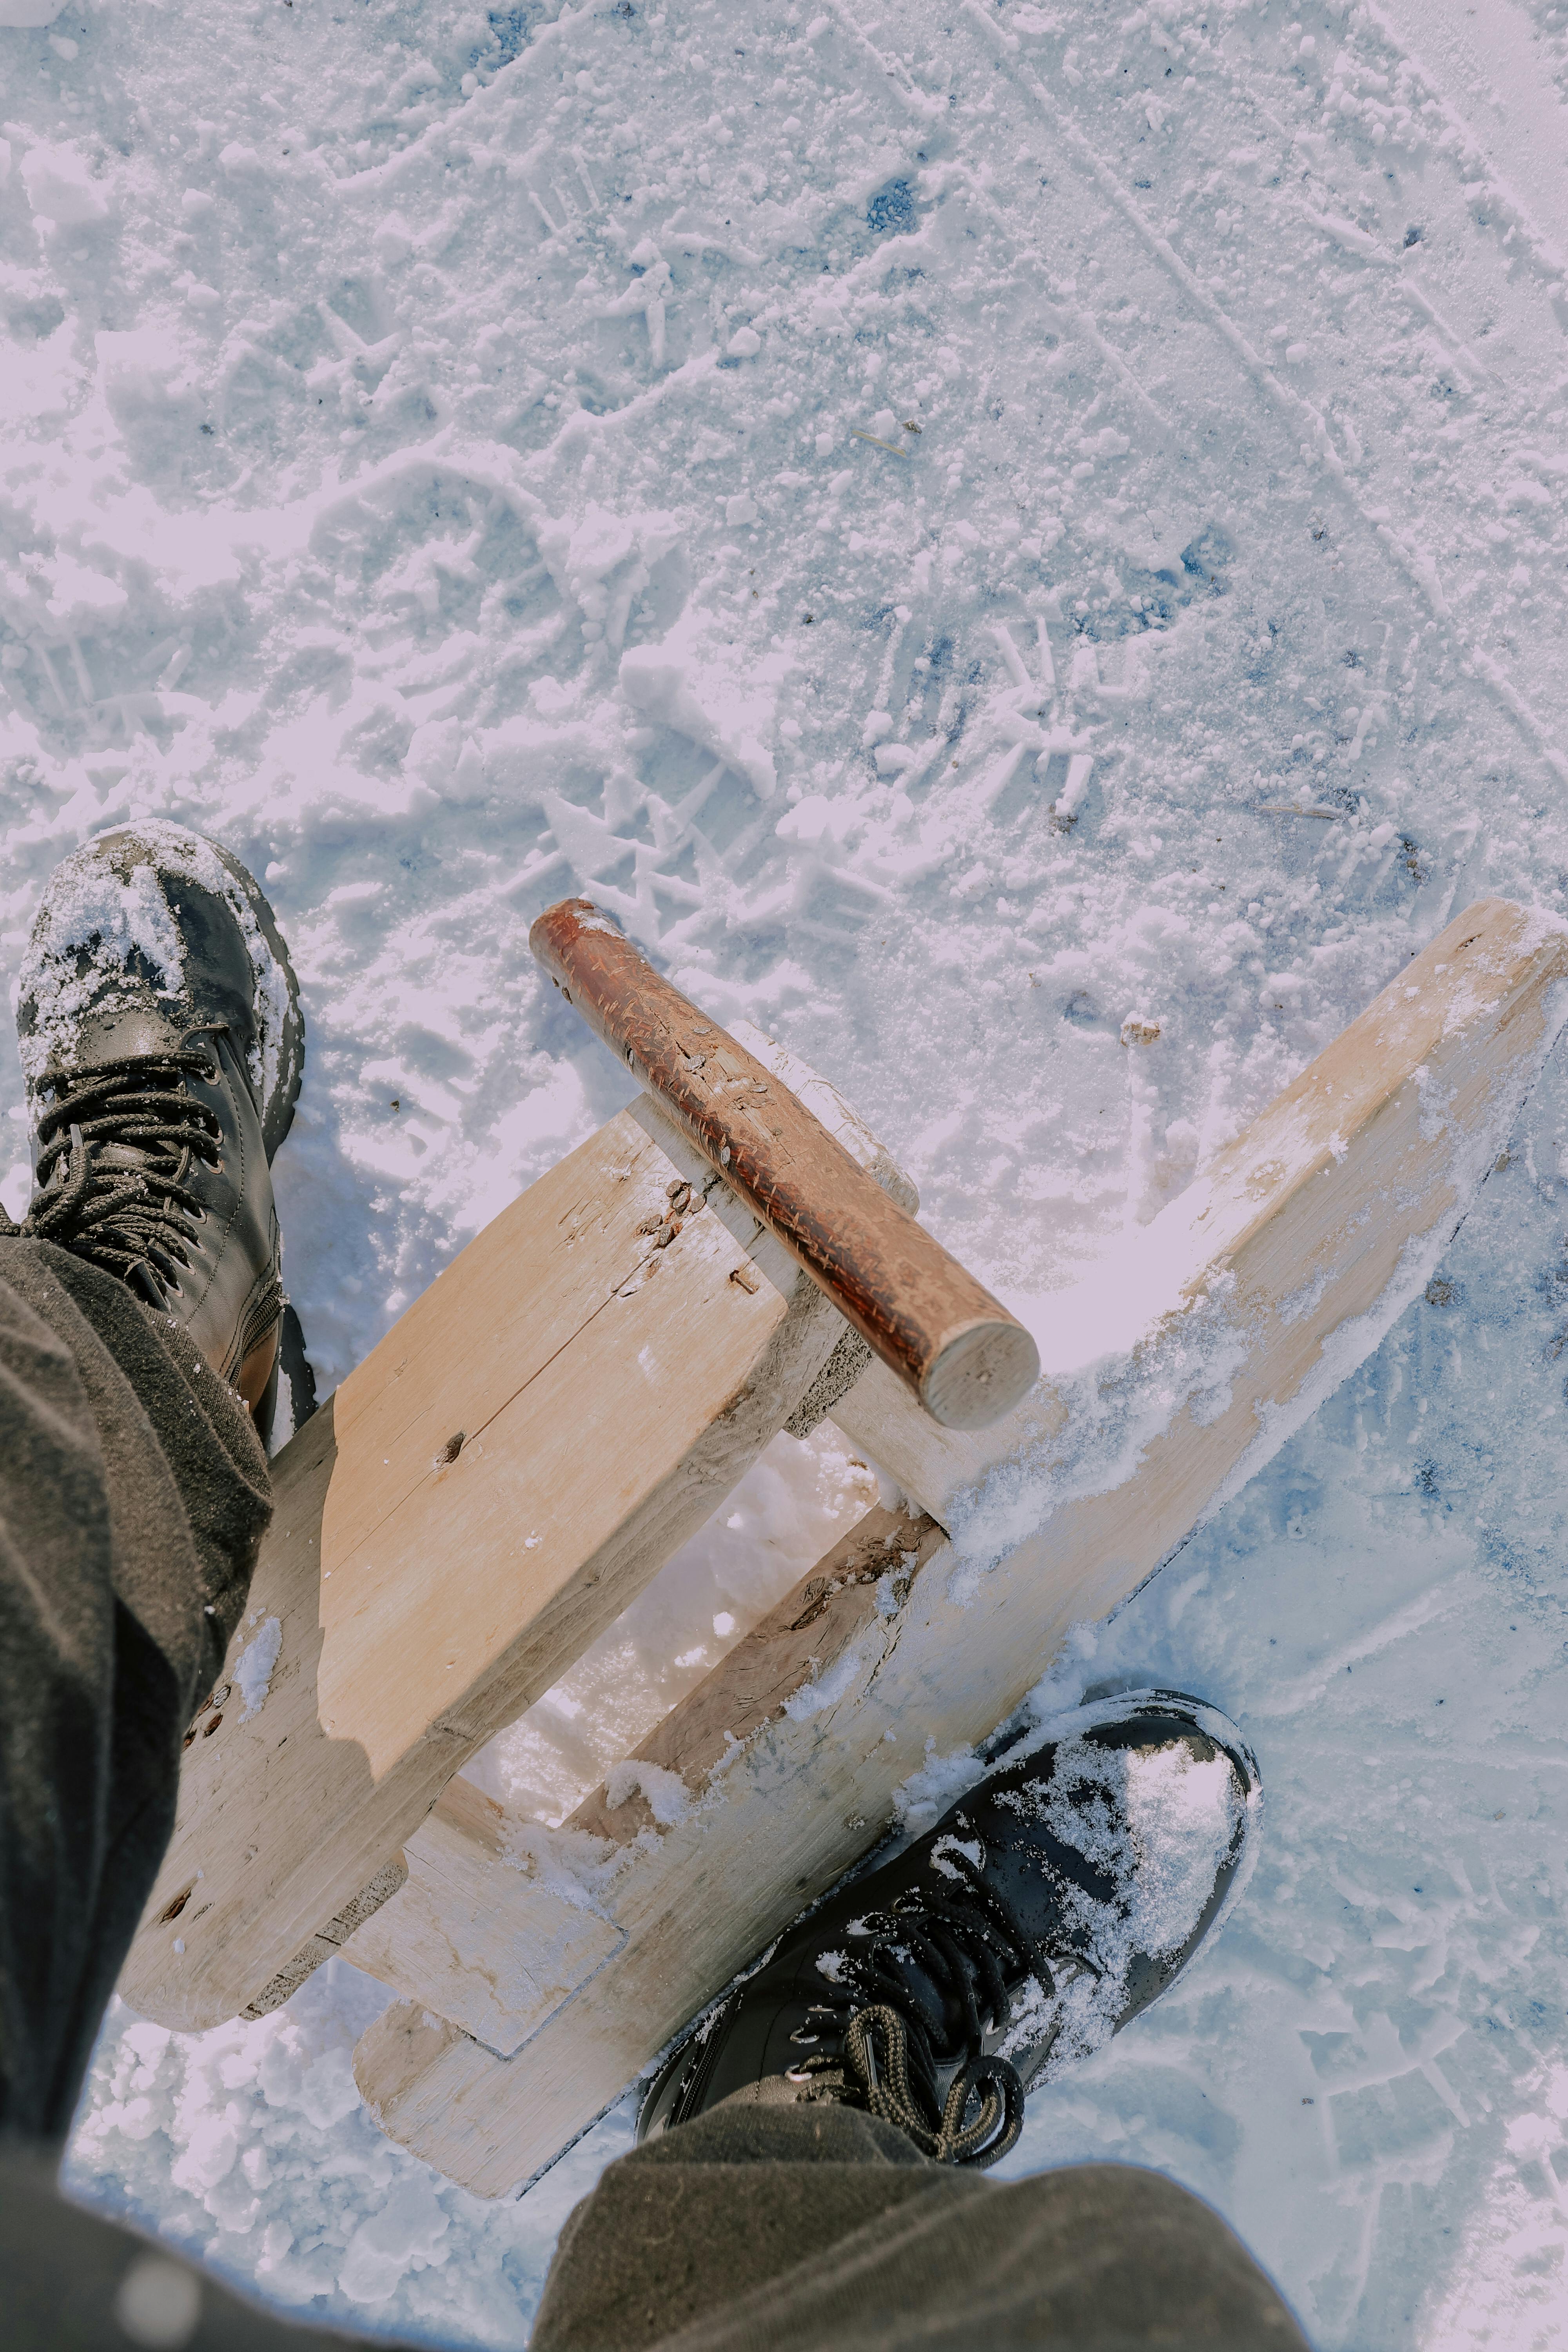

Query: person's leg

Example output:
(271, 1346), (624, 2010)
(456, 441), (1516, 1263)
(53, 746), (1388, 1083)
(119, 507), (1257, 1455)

(535, 1693), (1310, 2351)
(0, 820), (305, 2141)
(0, 1236), (271, 2139)
(0, 831), (372, 2347)
(533, 2096), (1308, 2352)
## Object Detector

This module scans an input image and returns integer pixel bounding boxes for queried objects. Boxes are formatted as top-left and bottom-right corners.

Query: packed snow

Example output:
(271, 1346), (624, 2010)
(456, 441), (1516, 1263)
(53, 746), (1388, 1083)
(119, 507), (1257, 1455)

(0, 0), (1563, 2340)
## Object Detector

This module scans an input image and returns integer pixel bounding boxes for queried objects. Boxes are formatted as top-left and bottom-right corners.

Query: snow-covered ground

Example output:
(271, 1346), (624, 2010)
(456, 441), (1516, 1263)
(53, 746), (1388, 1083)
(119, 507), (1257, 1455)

(3, 0), (1568, 2341)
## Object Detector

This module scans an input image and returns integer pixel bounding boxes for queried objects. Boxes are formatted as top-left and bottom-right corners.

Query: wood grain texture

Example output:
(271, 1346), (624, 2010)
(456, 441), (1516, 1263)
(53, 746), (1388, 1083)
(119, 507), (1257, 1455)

(118, 1097), (845, 2031)
(343, 1780), (624, 2057)
(530, 898), (1038, 1430)
(566, 1504), (942, 1847)
(352, 898), (1568, 2196)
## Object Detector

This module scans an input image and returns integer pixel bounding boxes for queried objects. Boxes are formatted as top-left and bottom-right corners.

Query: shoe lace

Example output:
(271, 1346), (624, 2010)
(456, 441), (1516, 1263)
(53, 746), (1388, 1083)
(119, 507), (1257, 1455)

(788, 1846), (1098, 2169)
(842, 2004), (1025, 2167)
(10, 1048), (224, 1303)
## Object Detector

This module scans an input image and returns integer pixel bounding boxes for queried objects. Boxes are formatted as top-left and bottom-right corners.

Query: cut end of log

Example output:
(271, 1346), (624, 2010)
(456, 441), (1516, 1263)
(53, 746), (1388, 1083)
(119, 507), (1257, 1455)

(919, 1316), (1040, 1429)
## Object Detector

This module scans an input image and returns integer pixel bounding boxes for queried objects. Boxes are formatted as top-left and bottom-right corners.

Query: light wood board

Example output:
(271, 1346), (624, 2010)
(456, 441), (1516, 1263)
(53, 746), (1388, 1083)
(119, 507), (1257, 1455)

(343, 1778), (625, 2056)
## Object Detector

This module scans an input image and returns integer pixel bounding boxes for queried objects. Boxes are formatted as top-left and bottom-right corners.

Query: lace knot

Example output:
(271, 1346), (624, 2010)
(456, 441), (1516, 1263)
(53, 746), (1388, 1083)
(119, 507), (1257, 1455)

(786, 1842), (1089, 2167)
(843, 2004), (1024, 2168)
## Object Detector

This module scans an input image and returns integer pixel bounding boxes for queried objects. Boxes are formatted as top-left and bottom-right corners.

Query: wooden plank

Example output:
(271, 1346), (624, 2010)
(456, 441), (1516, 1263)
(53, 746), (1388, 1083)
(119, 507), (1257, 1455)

(350, 898), (1568, 2195)
(343, 1779), (624, 2057)
(118, 1093), (850, 2030)
(532, 899), (1039, 1428)
(241, 1857), (410, 2022)
(351, 1504), (947, 2152)
(564, 1504), (942, 1848)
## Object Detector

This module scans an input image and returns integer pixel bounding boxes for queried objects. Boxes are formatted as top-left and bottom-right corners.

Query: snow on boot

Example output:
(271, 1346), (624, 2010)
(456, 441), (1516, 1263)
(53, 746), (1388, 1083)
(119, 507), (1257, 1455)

(13, 822), (305, 1424)
(639, 1691), (1260, 2169)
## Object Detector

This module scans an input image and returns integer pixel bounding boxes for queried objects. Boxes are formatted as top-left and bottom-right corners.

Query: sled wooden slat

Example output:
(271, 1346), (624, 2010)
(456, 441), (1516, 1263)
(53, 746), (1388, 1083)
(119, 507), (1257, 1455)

(352, 1503), (946, 2154)
(118, 1092), (854, 2032)
(343, 1778), (626, 2058)
(344, 1504), (942, 2055)
(532, 899), (1040, 1430)
(350, 899), (1568, 2196)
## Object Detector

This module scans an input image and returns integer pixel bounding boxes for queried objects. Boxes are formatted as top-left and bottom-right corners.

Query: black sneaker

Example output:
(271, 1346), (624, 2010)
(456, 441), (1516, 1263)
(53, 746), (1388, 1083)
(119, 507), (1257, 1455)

(639, 1691), (1260, 2169)
(13, 822), (305, 1424)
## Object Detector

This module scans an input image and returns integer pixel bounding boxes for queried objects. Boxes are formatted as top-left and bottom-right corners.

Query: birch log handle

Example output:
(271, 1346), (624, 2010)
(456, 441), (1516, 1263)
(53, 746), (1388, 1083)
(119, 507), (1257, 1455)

(530, 899), (1040, 1430)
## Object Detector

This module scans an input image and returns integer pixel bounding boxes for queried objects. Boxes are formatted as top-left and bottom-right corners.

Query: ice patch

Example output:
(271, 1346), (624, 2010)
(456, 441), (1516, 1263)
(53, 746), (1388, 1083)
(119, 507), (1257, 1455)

(233, 1617), (282, 1722)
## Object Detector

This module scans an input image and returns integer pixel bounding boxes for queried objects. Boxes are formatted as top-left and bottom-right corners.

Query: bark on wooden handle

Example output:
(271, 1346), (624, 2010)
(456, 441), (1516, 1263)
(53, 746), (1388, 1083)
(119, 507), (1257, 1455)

(530, 898), (1040, 1430)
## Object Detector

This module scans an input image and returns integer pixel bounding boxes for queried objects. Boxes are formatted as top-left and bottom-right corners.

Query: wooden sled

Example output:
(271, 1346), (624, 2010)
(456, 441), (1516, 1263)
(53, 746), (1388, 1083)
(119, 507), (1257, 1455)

(119, 896), (1568, 2198)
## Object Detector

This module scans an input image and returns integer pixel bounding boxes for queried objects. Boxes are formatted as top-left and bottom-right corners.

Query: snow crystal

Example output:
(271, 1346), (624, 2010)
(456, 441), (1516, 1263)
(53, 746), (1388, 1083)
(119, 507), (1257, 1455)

(891, 1737), (988, 1836)
(618, 606), (790, 801)
(18, 849), (186, 1084)
(19, 142), (109, 227)
(781, 1635), (870, 1722)
(231, 1617), (281, 1724)
(336, 2175), (450, 2308)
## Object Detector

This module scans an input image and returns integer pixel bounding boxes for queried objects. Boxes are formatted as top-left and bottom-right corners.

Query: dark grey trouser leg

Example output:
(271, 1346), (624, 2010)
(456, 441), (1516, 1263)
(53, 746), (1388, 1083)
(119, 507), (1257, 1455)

(0, 1237), (380, 2348)
(531, 2095), (1313, 2352)
(0, 1237), (272, 2141)
(2, 2143), (368, 2352)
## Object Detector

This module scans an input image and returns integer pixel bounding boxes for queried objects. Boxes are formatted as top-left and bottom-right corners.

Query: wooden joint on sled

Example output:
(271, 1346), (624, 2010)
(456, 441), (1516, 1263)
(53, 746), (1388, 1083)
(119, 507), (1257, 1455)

(342, 899), (1568, 2196)
(531, 898), (1040, 1432)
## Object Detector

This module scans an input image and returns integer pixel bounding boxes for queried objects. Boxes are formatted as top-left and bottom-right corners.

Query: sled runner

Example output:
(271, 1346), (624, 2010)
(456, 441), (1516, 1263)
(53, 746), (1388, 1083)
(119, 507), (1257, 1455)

(120, 895), (1568, 2196)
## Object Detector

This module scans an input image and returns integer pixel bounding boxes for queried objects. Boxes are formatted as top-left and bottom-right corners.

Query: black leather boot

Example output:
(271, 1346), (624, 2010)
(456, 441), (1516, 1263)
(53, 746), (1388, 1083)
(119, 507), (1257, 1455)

(13, 822), (305, 1424)
(639, 1691), (1260, 2169)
